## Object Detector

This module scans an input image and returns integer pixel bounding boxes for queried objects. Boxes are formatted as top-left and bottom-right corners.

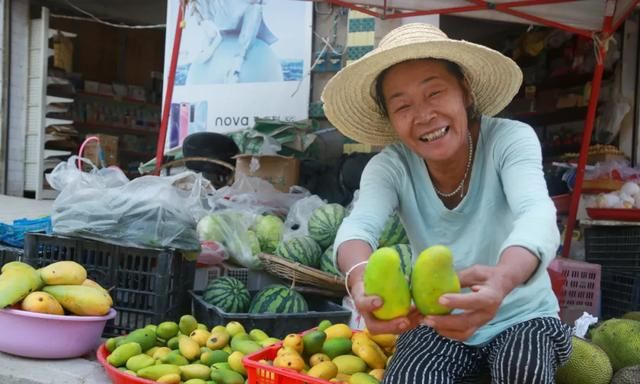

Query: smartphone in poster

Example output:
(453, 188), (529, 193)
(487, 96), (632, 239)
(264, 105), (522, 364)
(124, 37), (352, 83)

(163, 0), (313, 150)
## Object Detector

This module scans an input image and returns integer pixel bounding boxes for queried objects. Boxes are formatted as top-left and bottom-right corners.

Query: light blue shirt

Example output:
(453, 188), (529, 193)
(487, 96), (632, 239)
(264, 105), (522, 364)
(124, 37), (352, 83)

(334, 115), (560, 346)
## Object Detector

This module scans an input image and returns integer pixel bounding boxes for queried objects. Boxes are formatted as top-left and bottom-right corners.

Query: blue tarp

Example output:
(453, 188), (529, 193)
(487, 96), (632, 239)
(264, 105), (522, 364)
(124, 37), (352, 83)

(0, 216), (52, 248)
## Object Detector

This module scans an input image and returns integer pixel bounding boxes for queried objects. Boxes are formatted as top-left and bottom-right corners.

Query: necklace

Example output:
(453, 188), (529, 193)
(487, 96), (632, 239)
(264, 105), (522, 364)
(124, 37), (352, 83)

(433, 130), (474, 199)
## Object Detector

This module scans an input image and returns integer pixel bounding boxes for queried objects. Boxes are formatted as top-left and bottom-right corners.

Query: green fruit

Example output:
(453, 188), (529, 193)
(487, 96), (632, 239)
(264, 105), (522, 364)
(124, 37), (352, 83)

(248, 284), (308, 314)
(249, 329), (269, 342)
(320, 246), (342, 276)
(126, 353), (156, 372)
(275, 236), (323, 268)
(212, 362), (232, 371)
(350, 372), (380, 384)
(161, 349), (189, 366)
(556, 336), (612, 384)
(203, 277), (250, 313)
(157, 321), (180, 340)
(308, 204), (345, 249)
(591, 319), (640, 371)
(255, 214), (284, 254)
(364, 247), (411, 319)
(145, 324), (158, 333)
(317, 320), (332, 332)
(332, 355), (367, 375)
(184, 379), (208, 384)
(322, 337), (352, 359)
(137, 364), (181, 381)
(200, 349), (230, 366)
(121, 327), (157, 352)
(0, 263), (43, 308)
(198, 323), (208, 330)
(230, 337), (262, 355)
(179, 315), (199, 336)
(411, 245), (460, 316)
(378, 212), (408, 247)
(180, 364), (211, 380)
(611, 366), (640, 384)
(107, 342), (142, 367)
(210, 368), (244, 384)
(167, 336), (180, 350)
(302, 330), (326, 356)
(105, 337), (119, 352)
(389, 243), (413, 279)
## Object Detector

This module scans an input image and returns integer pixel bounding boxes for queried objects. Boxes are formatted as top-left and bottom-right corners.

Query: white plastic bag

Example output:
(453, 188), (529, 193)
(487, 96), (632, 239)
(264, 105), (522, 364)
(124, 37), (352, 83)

(283, 195), (326, 241)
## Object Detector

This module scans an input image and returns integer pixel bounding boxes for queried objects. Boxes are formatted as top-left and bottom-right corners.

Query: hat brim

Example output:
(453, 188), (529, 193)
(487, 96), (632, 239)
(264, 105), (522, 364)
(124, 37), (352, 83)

(321, 40), (523, 146)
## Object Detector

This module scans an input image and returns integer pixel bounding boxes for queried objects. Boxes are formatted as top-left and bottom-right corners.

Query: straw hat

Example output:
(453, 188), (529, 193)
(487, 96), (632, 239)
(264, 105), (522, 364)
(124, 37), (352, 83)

(321, 23), (523, 146)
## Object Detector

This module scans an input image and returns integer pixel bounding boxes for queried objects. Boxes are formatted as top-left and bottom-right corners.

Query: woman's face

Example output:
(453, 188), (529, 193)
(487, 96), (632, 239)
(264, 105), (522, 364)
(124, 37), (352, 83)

(381, 59), (471, 163)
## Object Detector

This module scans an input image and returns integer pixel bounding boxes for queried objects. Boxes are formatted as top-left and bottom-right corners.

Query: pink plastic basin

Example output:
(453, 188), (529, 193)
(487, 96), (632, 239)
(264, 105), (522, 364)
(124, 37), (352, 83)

(0, 307), (116, 359)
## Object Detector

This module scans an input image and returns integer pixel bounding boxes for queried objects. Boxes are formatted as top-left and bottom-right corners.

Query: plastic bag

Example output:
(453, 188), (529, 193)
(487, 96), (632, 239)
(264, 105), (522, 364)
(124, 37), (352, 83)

(50, 157), (208, 251)
(197, 210), (262, 269)
(596, 93), (631, 144)
(283, 195), (326, 241)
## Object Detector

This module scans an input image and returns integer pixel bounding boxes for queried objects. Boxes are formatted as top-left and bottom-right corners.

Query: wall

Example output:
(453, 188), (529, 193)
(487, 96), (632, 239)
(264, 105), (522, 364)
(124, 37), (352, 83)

(49, 17), (164, 86)
(0, 0), (6, 194)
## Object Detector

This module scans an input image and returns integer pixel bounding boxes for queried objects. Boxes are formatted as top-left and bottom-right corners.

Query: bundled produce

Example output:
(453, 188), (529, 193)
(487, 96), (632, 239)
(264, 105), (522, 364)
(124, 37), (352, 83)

(0, 260), (112, 316)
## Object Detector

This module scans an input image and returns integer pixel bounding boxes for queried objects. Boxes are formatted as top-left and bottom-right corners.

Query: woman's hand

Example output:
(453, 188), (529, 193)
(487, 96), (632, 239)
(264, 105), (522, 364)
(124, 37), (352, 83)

(351, 280), (422, 335)
(422, 265), (512, 341)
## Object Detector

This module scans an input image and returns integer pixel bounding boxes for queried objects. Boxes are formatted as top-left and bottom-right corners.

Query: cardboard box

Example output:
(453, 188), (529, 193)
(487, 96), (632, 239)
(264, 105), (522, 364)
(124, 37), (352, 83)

(84, 134), (119, 167)
(234, 155), (300, 192)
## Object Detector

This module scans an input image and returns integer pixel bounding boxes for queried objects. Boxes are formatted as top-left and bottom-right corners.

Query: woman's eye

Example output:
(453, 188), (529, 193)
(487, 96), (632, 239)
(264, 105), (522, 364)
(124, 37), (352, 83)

(394, 105), (409, 113)
(429, 90), (442, 98)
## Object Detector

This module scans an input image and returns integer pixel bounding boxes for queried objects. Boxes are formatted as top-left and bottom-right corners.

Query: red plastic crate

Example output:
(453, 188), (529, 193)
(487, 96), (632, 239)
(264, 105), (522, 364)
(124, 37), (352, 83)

(548, 258), (601, 324)
(244, 342), (331, 384)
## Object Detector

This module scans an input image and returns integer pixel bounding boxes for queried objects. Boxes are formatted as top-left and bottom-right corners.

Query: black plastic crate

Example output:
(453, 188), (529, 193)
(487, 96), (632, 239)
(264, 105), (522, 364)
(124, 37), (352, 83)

(585, 226), (640, 270)
(0, 245), (23, 266)
(190, 290), (351, 339)
(600, 269), (640, 320)
(24, 233), (196, 337)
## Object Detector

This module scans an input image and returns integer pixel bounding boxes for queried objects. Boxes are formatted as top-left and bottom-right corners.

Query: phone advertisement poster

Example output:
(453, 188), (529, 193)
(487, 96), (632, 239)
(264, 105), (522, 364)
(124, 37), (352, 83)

(163, 0), (313, 150)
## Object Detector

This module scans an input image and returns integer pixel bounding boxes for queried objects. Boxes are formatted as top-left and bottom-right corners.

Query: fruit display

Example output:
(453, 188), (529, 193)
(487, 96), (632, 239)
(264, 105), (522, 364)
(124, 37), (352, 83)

(252, 322), (398, 384)
(102, 315), (282, 384)
(0, 260), (112, 316)
(202, 277), (251, 313)
(556, 317), (640, 384)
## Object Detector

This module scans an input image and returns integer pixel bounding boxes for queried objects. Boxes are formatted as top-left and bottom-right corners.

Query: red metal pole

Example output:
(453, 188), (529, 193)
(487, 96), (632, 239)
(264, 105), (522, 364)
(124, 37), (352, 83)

(561, 39), (607, 257)
(154, 0), (185, 175)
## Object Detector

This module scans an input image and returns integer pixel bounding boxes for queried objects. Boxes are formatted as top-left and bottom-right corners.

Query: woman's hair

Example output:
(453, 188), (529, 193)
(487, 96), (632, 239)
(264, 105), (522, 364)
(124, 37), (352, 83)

(373, 59), (479, 122)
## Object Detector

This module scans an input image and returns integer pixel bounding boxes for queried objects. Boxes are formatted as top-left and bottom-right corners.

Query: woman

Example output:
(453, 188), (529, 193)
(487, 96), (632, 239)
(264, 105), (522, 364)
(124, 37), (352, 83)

(322, 23), (572, 383)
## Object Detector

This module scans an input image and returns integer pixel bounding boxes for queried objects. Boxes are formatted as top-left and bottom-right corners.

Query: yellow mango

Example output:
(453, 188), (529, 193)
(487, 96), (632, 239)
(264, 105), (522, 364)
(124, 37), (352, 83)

(363, 248), (411, 320)
(42, 285), (111, 316)
(189, 329), (210, 347)
(40, 261), (86, 285)
(369, 369), (385, 381)
(274, 353), (305, 371)
(179, 335), (201, 361)
(364, 330), (397, 349)
(411, 245), (460, 315)
(307, 361), (339, 380)
(349, 372), (380, 384)
(310, 353), (332, 367)
(283, 333), (304, 354)
(324, 323), (352, 340)
(21, 291), (64, 315)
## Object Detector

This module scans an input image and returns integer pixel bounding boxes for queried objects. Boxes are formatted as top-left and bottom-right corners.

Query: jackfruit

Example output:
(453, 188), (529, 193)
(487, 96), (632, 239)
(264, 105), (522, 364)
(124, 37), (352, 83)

(611, 365), (640, 384)
(591, 319), (640, 371)
(556, 336), (612, 384)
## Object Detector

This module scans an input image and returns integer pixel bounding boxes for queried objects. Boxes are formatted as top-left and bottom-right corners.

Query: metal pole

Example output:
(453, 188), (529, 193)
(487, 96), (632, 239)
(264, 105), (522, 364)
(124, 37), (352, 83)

(154, 0), (185, 175)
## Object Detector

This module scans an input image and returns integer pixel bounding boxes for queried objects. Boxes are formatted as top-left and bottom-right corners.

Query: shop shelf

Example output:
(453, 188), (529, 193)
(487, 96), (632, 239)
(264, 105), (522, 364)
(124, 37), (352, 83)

(23, 233), (195, 337)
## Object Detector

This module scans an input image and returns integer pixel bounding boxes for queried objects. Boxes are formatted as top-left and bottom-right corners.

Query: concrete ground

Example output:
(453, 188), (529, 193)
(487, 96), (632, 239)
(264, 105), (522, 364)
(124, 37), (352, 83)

(0, 195), (53, 223)
(0, 351), (111, 384)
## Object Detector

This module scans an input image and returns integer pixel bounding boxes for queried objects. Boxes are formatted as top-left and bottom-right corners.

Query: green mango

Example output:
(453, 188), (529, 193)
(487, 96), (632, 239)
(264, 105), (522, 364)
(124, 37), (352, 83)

(317, 319), (332, 332)
(230, 337), (261, 355)
(120, 327), (157, 352)
(179, 315), (198, 335)
(302, 330), (326, 356)
(210, 368), (245, 384)
(201, 349), (230, 366)
(184, 379), (208, 384)
(105, 337), (120, 353)
(161, 349), (189, 366)
(126, 353), (156, 372)
(157, 321), (180, 340)
(363, 247), (411, 320)
(0, 263), (43, 308)
(411, 245), (460, 316)
(248, 329), (269, 342)
(180, 363), (212, 381)
(107, 342), (142, 367)
(321, 337), (352, 359)
(212, 362), (232, 371)
(167, 336), (180, 350)
(137, 364), (181, 381)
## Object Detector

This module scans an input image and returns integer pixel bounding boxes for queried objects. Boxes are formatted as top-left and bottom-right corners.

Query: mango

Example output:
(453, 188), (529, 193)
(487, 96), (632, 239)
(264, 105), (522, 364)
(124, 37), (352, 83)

(1, 261), (35, 273)
(179, 315), (198, 335)
(249, 328), (269, 342)
(190, 329), (211, 347)
(157, 373), (181, 384)
(411, 245), (460, 315)
(105, 337), (121, 353)
(0, 263), (43, 308)
(40, 261), (86, 285)
(227, 351), (246, 375)
(332, 355), (367, 375)
(167, 336), (180, 350)
(349, 372), (380, 384)
(303, 330), (327, 356)
(225, 321), (246, 337)
(259, 337), (281, 347)
(42, 285), (111, 316)
(363, 248), (411, 319)
(322, 337), (353, 359)
(197, 323), (208, 331)
(137, 364), (181, 381)
(318, 319), (333, 332)
(120, 327), (157, 352)
(324, 323), (352, 340)
(179, 335), (201, 361)
(184, 379), (207, 384)
(308, 361), (338, 380)
(157, 321), (180, 340)
(283, 334), (304, 354)
(200, 349), (230, 366)
(161, 350), (190, 366)
(351, 334), (386, 369)
(230, 336), (262, 355)
(180, 364), (211, 381)
(369, 369), (385, 381)
(310, 353), (331, 367)
(107, 342), (142, 367)
(206, 330), (230, 350)
(210, 367), (245, 384)
(81, 279), (113, 305)
(211, 325), (228, 334)
(364, 330), (397, 349)
(212, 362), (232, 371)
(21, 291), (64, 315)
(152, 347), (172, 360)
(126, 353), (156, 372)
(274, 353), (305, 371)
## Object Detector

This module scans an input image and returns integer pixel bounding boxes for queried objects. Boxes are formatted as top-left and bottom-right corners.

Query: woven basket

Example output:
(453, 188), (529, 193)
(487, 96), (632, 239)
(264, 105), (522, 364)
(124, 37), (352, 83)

(259, 253), (345, 296)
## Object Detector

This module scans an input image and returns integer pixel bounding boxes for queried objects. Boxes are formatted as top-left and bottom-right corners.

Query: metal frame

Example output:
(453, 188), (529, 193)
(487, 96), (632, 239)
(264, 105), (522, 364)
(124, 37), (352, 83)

(155, 0), (640, 257)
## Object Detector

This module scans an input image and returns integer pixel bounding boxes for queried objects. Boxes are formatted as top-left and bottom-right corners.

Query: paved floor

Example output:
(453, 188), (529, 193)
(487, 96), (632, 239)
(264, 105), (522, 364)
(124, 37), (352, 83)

(0, 351), (110, 384)
(0, 195), (53, 223)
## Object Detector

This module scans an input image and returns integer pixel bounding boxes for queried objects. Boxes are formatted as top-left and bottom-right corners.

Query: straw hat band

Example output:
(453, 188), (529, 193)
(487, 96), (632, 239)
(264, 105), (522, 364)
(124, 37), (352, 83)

(321, 23), (523, 146)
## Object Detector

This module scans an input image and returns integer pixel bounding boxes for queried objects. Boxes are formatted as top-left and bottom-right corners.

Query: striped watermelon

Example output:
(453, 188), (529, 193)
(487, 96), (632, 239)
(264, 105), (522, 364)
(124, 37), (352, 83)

(248, 284), (308, 314)
(378, 212), (409, 247)
(308, 204), (346, 249)
(320, 246), (342, 276)
(389, 243), (413, 279)
(203, 277), (250, 313)
(275, 236), (322, 268)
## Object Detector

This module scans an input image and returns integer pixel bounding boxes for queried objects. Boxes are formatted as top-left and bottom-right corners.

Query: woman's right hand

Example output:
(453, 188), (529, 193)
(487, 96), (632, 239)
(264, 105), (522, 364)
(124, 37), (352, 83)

(350, 280), (421, 335)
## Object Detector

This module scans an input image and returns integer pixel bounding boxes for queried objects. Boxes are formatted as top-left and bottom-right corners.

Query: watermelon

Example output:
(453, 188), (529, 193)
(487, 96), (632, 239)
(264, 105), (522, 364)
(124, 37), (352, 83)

(203, 277), (250, 313)
(320, 246), (342, 276)
(248, 284), (308, 314)
(378, 212), (409, 247)
(275, 236), (322, 268)
(389, 243), (413, 279)
(308, 204), (346, 249)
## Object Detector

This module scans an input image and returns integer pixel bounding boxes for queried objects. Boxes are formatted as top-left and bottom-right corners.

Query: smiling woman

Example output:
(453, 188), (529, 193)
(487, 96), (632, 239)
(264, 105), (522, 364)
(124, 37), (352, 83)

(321, 23), (572, 384)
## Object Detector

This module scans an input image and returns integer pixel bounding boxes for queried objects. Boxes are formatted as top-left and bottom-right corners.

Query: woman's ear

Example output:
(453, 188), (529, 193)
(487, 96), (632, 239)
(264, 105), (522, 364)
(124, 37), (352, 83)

(461, 78), (475, 108)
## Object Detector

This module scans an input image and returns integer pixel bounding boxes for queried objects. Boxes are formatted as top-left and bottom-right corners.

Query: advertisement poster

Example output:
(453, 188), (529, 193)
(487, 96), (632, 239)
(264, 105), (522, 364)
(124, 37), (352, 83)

(163, 0), (313, 150)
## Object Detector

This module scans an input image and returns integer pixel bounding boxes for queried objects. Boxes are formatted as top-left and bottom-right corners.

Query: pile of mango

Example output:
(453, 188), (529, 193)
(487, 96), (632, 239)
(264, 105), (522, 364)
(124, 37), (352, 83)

(0, 261), (112, 316)
(105, 315), (280, 383)
(261, 322), (398, 384)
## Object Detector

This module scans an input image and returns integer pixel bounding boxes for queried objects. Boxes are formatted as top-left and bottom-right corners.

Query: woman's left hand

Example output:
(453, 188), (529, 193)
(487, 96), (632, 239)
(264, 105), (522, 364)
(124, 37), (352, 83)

(422, 265), (512, 341)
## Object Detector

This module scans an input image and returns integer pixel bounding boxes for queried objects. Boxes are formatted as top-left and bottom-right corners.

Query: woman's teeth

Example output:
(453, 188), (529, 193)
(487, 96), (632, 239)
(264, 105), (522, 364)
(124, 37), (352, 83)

(420, 126), (449, 142)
